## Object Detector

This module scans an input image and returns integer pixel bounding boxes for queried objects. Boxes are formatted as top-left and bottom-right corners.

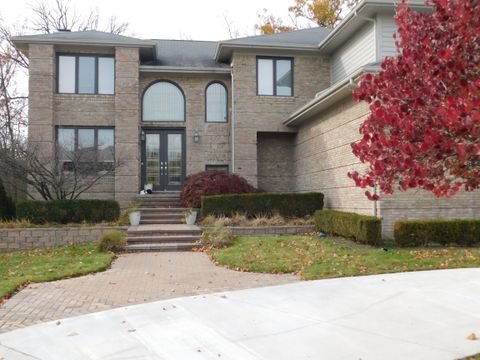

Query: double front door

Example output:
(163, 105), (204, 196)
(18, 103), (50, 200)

(142, 129), (185, 191)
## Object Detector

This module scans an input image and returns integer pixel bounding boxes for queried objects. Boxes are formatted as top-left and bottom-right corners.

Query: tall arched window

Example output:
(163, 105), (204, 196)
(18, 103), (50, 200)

(205, 82), (227, 123)
(143, 81), (185, 121)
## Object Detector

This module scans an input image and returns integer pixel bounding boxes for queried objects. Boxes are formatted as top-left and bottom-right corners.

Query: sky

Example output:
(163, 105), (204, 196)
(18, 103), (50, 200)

(0, 0), (298, 40)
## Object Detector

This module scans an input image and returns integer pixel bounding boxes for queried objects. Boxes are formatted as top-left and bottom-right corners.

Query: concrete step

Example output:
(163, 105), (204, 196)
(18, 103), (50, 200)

(126, 242), (201, 252)
(127, 235), (200, 244)
(138, 207), (186, 213)
(140, 219), (184, 225)
(127, 227), (202, 237)
(142, 212), (185, 220)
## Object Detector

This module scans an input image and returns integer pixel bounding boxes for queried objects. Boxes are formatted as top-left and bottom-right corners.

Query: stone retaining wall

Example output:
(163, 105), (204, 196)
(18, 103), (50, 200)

(225, 225), (315, 236)
(0, 226), (128, 253)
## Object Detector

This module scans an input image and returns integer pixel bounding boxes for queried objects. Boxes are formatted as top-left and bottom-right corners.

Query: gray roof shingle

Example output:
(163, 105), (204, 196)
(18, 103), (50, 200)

(221, 27), (331, 47)
(142, 40), (228, 68)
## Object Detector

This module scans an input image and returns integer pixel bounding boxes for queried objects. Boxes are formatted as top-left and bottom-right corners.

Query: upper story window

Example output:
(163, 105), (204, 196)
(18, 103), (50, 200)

(143, 81), (185, 122)
(57, 55), (115, 95)
(57, 127), (115, 173)
(205, 82), (228, 123)
(257, 57), (293, 96)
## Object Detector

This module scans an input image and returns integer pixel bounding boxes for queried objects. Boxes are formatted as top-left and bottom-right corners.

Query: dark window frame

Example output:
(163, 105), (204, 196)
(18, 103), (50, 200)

(204, 81), (228, 123)
(56, 126), (115, 173)
(141, 79), (187, 122)
(205, 164), (229, 172)
(256, 56), (294, 97)
(56, 53), (115, 95)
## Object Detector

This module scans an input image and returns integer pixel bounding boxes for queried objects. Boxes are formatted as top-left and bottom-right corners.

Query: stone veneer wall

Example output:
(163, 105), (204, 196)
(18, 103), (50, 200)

(257, 132), (295, 192)
(0, 226), (128, 253)
(139, 73), (232, 176)
(231, 51), (330, 187)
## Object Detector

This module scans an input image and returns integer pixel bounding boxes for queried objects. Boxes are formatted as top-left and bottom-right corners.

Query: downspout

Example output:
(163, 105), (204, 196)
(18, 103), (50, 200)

(230, 65), (235, 172)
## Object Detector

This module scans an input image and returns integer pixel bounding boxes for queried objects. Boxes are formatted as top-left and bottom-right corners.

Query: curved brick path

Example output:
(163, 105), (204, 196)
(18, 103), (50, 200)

(0, 252), (298, 333)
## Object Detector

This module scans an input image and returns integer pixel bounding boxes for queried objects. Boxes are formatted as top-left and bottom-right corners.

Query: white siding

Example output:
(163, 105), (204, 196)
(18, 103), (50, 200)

(377, 14), (398, 60)
(330, 22), (375, 85)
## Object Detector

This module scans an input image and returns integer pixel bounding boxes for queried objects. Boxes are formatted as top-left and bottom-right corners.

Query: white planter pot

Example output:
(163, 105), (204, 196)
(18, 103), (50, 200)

(185, 211), (197, 225)
(129, 211), (141, 226)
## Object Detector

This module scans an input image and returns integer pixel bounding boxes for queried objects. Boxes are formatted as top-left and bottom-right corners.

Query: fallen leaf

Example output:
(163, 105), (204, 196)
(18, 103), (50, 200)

(128, 329), (136, 333)
(68, 331), (78, 337)
(467, 333), (478, 340)
(56, 321), (61, 326)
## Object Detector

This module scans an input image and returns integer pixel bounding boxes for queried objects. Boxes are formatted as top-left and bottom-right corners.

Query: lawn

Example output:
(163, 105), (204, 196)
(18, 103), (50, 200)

(0, 243), (114, 300)
(211, 235), (480, 280)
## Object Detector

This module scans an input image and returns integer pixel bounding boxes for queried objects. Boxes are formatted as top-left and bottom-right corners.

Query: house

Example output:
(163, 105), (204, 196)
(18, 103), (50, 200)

(12, 0), (479, 238)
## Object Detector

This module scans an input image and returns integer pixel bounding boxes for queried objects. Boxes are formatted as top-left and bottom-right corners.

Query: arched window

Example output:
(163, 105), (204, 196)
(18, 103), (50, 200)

(143, 81), (185, 121)
(205, 82), (227, 123)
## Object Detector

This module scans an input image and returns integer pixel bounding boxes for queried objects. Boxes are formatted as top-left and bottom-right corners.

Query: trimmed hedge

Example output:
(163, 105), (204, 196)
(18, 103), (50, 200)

(0, 180), (15, 220)
(202, 192), (324, 218)
(16, 199), (120, 224)
(314, 210), (382, 245)
(394, 219), (480, 247)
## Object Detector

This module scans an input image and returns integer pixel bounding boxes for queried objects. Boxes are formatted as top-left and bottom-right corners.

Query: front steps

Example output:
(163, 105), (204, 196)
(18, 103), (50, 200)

(126, 192), (202, 252)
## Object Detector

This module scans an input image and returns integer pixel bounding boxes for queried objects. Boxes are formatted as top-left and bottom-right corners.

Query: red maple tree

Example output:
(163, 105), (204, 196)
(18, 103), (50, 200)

(349, 0), (480, 200)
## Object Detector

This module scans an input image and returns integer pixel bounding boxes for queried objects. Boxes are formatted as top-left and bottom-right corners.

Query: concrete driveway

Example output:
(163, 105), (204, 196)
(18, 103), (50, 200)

(1, 268), (480, 360)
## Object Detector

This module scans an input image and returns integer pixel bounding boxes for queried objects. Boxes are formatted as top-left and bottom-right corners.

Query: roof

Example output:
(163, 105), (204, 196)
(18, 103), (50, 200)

(215, 27), (331, 62)
(142, 40), (229, 70)
(284, 63), (381, 126)
(11, 30), (156, 60)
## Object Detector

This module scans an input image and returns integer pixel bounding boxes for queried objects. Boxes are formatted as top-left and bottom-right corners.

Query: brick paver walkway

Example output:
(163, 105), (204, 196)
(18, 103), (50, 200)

(0, 252), (298, 333)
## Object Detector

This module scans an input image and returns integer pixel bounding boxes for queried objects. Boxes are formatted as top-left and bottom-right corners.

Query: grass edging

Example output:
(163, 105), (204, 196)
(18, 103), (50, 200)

(0, 243), (116, 302)
(210, 235), (480, 280)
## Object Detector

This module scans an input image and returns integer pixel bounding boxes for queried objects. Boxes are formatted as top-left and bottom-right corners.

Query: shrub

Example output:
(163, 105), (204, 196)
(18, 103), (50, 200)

(200, 224), (235, 248)
(202, 192), (324, 218)
(314, 210), (381, 245)
(16, 199), (120, 224)
(0, 180), (15, 220)
(181, 170), (259, 208)
(394, 219), (480, 247)
(98, 230), (126, 252)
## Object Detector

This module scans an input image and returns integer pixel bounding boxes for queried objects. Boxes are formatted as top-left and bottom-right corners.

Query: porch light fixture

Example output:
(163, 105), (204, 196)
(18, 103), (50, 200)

(141, 130), (145, 141)
(193, 131), (200, 143)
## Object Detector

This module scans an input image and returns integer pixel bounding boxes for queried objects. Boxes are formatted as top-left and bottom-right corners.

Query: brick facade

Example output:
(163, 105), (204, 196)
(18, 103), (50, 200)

(25, 40), (479, 239)
(231, 51), (330, 186)
(138, 73), (232, 176)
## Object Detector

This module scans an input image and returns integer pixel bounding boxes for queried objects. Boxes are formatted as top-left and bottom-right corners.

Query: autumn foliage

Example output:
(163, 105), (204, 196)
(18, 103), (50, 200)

(349, 0), (480, 200)
(180, 170), (260, 208)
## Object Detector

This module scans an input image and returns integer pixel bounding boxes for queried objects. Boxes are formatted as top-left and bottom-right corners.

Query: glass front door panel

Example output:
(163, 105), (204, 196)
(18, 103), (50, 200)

(167, 134), (182, 185)
(145, 134), (160, 186)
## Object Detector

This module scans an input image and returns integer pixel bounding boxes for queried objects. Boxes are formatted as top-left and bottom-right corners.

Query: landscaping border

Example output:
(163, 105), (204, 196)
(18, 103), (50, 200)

(0, 226), (128, 253)
(203, 225), (315, 236)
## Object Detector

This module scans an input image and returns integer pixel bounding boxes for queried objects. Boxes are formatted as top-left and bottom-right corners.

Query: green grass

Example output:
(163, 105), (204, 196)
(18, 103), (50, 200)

(211, 235), (480, 280)
(0, 243), (114, 300)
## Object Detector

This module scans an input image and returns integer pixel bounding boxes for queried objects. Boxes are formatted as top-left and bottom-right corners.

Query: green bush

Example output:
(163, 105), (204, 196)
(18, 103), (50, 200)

(0, 180), (15, 220)
(314, 210), (382, 245)
(202, 192), (324, 218)
(98, 230), (126, 253)
(16, 199), (120, 224)
(394, 219), (480, 247)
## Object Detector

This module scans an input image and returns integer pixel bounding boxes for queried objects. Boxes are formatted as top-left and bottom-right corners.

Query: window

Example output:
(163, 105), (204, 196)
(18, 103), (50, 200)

(205, 82), (228, 122)
(205, 164), (229, 172)
(143, 81), (185, 121)
(57, 127), (115, 172)
(57, 54), (115, 95)
(257, 57), (293, 96)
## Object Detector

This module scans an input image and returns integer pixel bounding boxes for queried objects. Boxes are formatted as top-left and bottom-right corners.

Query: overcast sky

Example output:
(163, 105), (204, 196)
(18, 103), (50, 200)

(0, 0), (298, 40)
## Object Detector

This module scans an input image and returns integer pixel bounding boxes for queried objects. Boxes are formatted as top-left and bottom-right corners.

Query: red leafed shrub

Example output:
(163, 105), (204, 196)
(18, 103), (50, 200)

(349, 0), (480, 200)
(180, 170), (260, 208)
